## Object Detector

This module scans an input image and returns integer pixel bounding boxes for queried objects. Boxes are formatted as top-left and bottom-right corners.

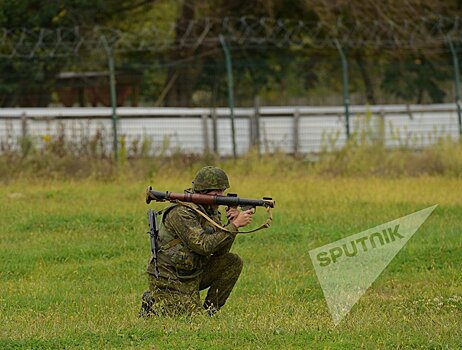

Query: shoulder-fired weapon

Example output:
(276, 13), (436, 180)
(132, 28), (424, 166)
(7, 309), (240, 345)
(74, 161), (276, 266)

(146, 186), (275, 210)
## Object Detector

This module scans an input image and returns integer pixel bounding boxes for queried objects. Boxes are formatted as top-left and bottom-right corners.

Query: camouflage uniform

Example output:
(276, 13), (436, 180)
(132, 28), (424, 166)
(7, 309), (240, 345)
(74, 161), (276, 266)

(141, 166), (243, 316)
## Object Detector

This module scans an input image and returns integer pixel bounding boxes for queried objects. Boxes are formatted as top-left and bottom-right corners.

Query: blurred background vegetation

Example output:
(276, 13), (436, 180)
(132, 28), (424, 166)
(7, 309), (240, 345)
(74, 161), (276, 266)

(1, 0), (462, 107)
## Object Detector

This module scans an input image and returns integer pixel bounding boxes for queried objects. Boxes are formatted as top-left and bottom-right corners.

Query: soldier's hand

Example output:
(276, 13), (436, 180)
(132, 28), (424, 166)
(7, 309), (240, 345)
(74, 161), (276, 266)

(231, 209), (254, 228)
(226, 207), (239, 221)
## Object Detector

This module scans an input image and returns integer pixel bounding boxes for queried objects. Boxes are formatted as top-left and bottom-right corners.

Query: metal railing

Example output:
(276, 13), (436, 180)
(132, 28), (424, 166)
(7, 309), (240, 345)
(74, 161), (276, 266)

(0, 104), (460, 157)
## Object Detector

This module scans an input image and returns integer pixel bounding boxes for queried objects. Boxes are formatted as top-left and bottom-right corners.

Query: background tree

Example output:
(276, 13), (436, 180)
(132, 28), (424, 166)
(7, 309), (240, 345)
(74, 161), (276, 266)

(2, 0), (462, 106)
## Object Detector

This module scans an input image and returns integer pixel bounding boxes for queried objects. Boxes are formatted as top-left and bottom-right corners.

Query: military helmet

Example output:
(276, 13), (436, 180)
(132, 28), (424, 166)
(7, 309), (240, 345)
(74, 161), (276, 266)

(192, 166), (230, 192)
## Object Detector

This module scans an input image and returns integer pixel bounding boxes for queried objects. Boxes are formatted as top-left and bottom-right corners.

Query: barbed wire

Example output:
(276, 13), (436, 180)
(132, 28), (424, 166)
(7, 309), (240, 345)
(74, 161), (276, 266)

(1, 16), (461, 58)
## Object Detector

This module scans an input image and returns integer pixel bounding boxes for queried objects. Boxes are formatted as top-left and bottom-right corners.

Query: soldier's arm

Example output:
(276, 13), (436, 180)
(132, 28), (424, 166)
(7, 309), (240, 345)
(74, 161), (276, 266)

(213, 221), (239, 256)
(166, 206), (238, 256)
(214, 208), (253, 255)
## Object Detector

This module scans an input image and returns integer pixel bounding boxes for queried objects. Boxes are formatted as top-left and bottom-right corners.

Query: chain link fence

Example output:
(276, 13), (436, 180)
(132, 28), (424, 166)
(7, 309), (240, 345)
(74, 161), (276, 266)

(1, 18), (462, 157)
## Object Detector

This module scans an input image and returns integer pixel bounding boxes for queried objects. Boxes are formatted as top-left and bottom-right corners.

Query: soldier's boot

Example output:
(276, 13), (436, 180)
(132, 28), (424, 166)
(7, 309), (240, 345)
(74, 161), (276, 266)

(200, 253), (243, 314)
(139, 290), (154, 318)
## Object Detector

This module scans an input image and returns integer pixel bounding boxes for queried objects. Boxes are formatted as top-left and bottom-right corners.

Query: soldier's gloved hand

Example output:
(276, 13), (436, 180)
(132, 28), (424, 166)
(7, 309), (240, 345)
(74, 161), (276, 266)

(231, 209), (254, 228)
(226, 207), (239, 221)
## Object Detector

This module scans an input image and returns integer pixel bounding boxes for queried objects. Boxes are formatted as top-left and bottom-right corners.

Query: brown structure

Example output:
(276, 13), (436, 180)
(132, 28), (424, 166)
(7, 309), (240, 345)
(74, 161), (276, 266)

(56, 71), (141, 107)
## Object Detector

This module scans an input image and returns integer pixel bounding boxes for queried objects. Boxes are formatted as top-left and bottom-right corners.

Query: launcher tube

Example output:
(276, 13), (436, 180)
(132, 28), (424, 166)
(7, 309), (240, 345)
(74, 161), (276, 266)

(146, 187), (274, 208)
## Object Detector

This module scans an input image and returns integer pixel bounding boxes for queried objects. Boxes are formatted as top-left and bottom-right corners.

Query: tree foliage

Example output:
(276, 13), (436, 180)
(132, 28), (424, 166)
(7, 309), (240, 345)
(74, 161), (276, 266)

(1, 0), (462, 106)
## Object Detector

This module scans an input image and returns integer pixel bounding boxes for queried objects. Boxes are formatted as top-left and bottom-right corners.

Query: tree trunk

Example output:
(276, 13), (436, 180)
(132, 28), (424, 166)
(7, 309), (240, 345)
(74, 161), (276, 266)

(164, 1), (200, 107)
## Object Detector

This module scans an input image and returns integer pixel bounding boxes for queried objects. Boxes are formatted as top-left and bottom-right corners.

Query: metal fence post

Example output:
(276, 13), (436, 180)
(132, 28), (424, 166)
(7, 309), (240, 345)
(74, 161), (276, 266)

(446, 36), (462, 137)
(202, 114), (210, 154)
(293, 109), (300, 155)
(101, 35), (119, 160)
(251, 96), (261, 154)
(377, 110), (385, 147)
(211, 108), (218, 155)
(219, 34), (237, 158)
(249, 112), (255, 153)
(21, 112), (28, 139)
(334, 39), (351, 140)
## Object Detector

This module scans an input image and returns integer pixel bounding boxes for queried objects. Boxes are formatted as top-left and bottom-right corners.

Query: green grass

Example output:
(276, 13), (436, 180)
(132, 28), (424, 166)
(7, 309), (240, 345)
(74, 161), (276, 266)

(1, 174), (461, 349)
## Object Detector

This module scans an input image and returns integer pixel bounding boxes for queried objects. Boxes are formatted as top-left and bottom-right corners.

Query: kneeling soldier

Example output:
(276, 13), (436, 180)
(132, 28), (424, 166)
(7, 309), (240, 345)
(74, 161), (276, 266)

(141, 166), (253, 316)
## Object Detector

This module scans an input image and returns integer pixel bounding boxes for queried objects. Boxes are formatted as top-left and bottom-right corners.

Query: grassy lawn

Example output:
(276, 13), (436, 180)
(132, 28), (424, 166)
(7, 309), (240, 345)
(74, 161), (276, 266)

(1, 173), (461, 349)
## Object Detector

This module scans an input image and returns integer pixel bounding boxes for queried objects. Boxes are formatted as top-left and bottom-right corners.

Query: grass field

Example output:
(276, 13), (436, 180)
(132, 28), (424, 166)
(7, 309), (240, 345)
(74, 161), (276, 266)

(1, 171), (461, 349)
